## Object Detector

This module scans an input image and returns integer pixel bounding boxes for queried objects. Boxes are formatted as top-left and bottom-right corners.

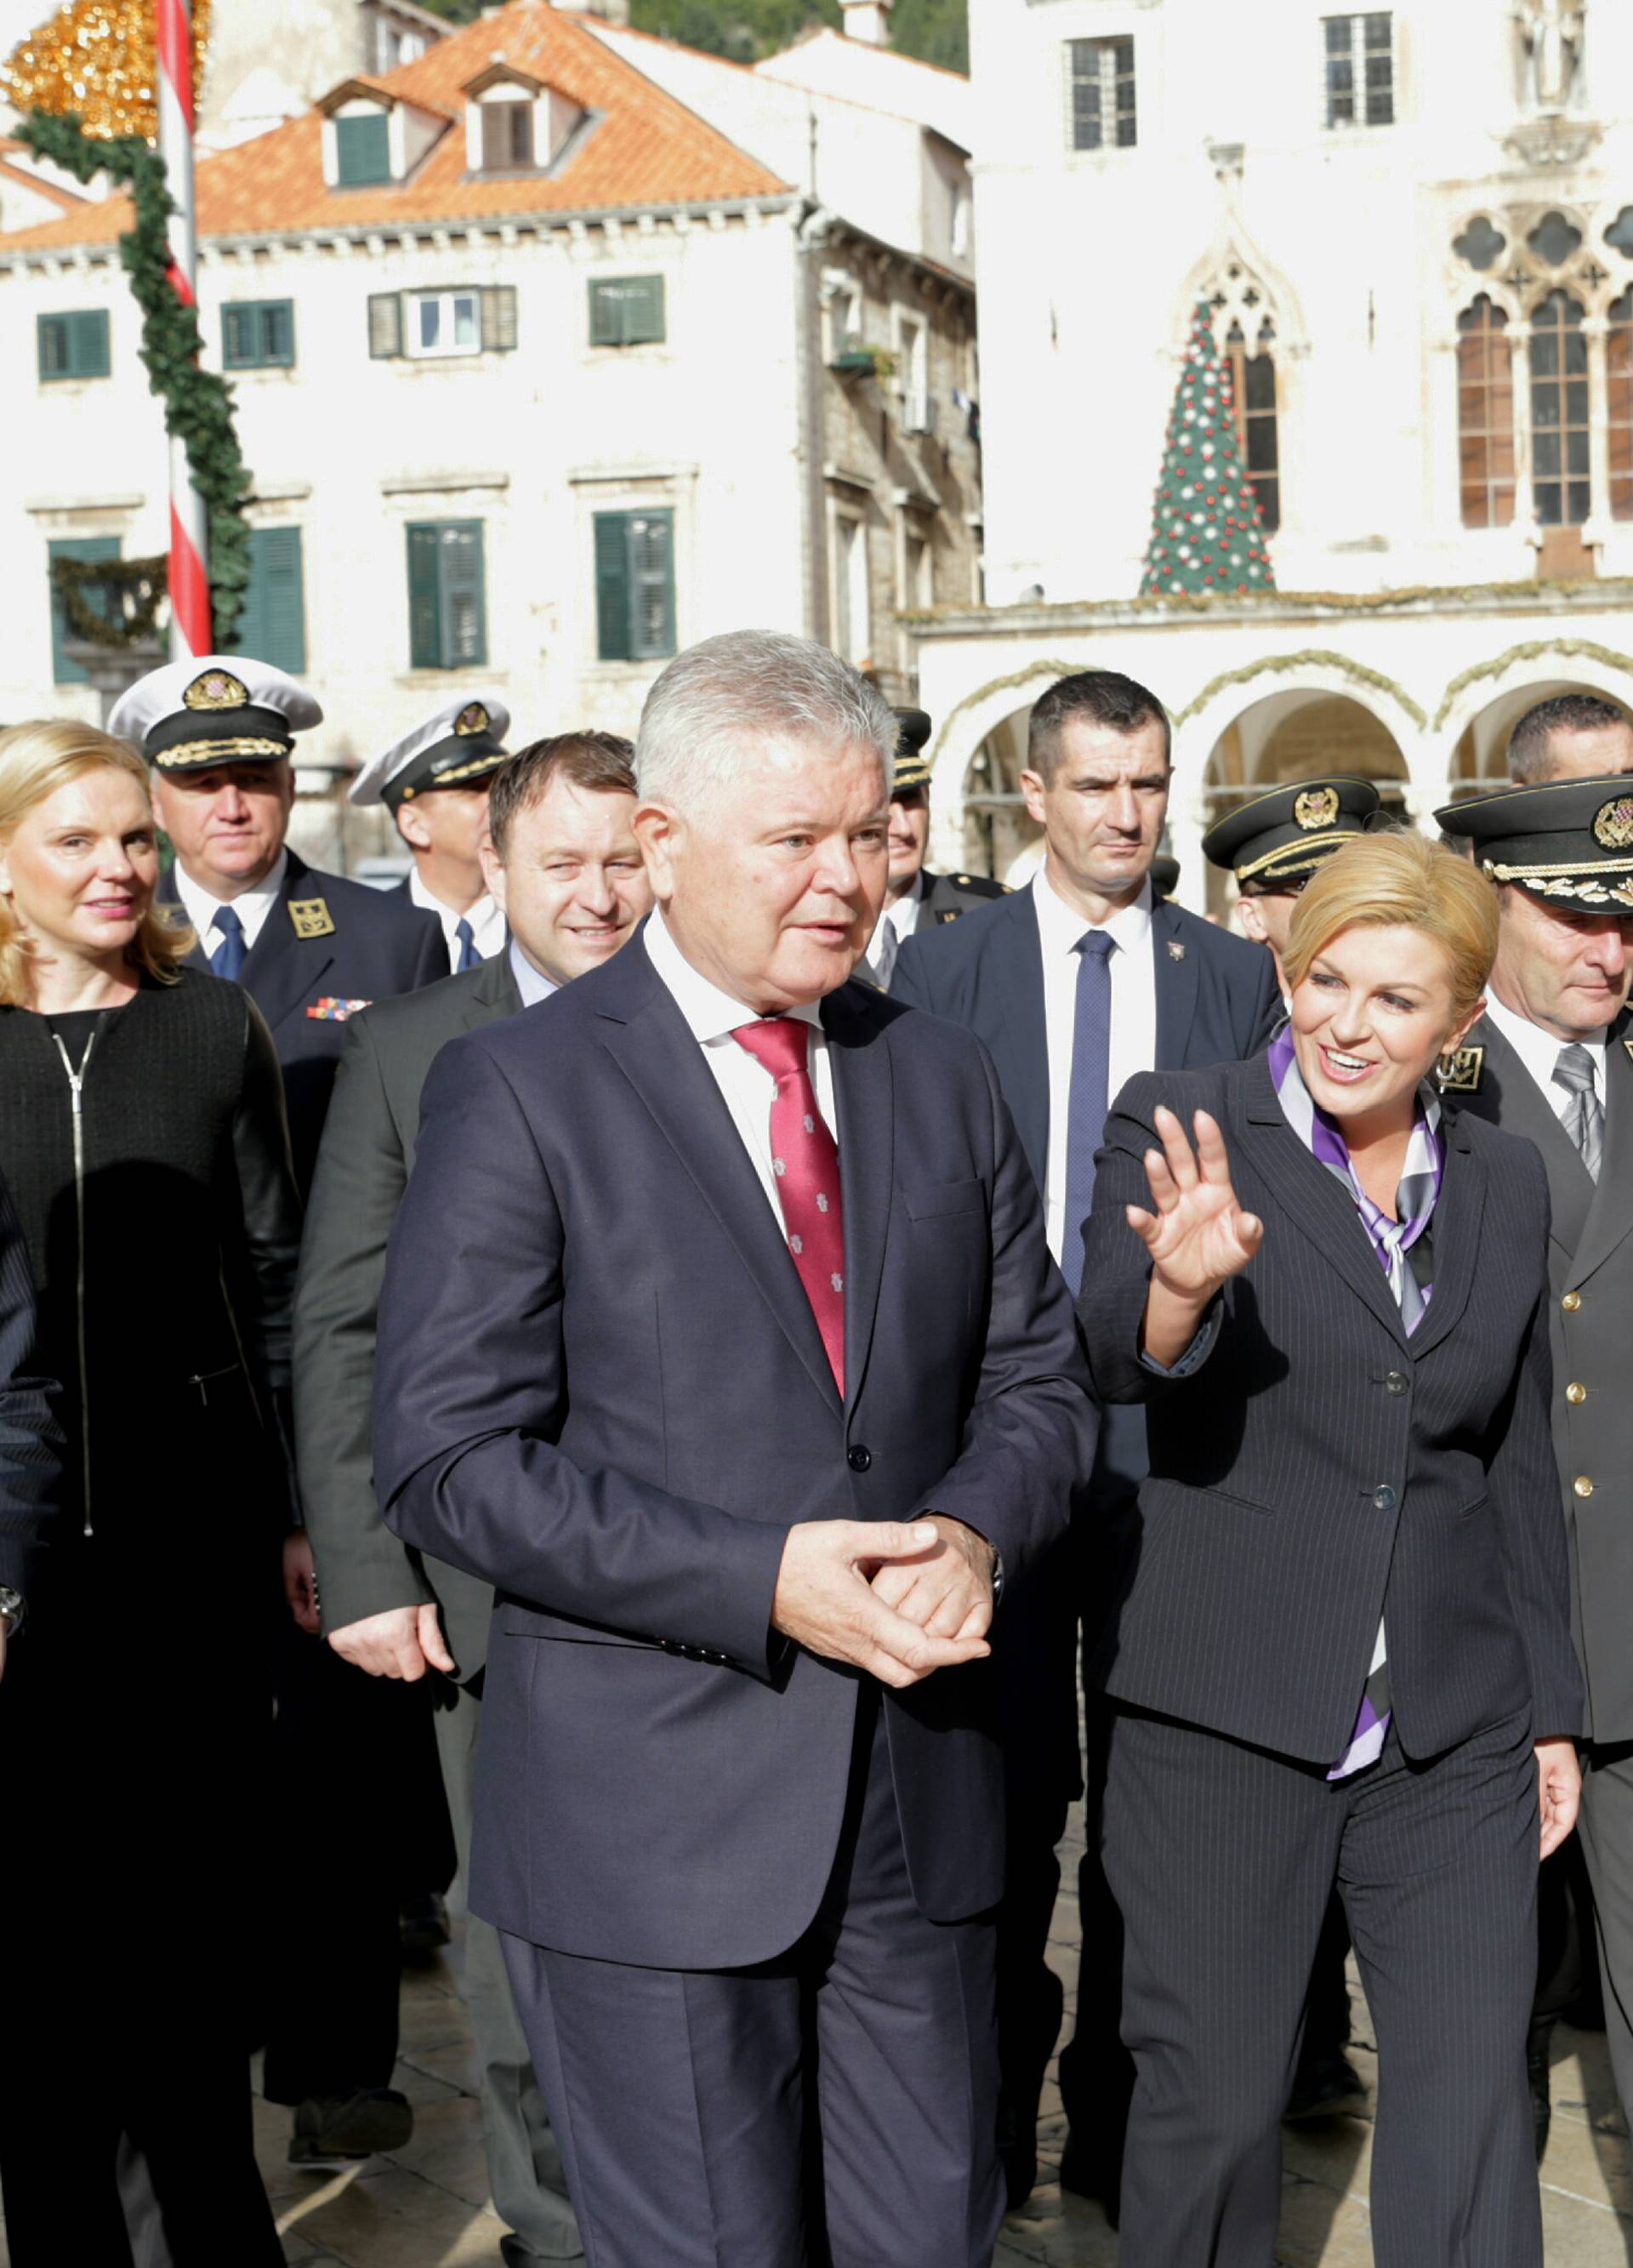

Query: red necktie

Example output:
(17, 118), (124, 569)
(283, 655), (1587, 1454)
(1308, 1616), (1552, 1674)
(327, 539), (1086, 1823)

(732, 1017), (845, 1393)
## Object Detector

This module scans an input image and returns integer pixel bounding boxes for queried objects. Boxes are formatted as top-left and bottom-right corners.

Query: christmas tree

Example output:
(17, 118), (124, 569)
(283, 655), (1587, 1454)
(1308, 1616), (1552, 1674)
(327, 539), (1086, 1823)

(1140, 301), (1276, 597)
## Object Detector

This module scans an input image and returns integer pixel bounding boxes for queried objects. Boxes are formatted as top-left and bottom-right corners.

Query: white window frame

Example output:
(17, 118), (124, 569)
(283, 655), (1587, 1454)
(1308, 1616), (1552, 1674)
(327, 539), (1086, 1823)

(831, 510), (870, 666)
(826, 274), (863, 362)
(895, 311), (930, 431)
(406, 288), (483, 361)
(1322, 12), (1395, 131)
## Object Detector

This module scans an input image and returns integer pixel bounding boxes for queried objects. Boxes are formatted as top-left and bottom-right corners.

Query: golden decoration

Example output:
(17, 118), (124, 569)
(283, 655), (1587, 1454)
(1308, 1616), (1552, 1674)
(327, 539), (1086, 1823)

(1294, 787), (1340, 830)
(184, 665), (246, 710)
(455, 701), (491, 736)
(1, 0), (212, 144)
(1435, 1046), (1485, 1093)
(1593, 795), (1633, 850)
(288, 898), (336, 941)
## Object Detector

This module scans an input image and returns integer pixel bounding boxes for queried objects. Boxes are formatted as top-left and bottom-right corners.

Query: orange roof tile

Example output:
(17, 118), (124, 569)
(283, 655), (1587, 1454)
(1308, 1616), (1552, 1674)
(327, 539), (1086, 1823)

(0, 0), (789, 254)
(0, 140), (85, 209)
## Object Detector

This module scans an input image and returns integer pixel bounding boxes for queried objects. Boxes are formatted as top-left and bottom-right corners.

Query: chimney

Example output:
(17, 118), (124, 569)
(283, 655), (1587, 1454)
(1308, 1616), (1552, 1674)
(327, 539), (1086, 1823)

(841, 0), (890, 46)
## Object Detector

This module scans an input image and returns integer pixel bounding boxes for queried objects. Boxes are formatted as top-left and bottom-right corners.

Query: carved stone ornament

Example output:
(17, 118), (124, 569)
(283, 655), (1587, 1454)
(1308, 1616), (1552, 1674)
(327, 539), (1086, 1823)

(1513, 0), (1585, 113)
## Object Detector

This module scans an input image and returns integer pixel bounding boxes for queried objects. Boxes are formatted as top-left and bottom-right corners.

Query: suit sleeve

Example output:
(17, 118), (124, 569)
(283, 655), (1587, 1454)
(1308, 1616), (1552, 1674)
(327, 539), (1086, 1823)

(888, 932), (936, 1011)
(374, 1039), (791, 1678)
(1243, 953), (1283, 1055)
(912, 1040), (1097, 1577)
(0, 1169), (63, 1601)
(1486, 1170), (1585, 1742)
(232, 996), (304, 1515)
(294, 1016), (434, 1633)
(1076, 1072), (1225, 1405)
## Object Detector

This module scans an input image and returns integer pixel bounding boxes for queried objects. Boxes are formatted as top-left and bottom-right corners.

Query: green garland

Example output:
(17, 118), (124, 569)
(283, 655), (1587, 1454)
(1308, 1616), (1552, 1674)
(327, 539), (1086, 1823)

(52, 550), (168, 649)
(19, 109), (250, 647)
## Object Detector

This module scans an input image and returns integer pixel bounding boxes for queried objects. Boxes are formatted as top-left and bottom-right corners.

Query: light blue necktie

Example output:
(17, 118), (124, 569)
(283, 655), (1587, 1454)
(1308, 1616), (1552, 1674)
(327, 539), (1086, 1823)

(455, 917), (481, 973)
(1062, 929), (1116, 1296)
(210, 903), (246, 981)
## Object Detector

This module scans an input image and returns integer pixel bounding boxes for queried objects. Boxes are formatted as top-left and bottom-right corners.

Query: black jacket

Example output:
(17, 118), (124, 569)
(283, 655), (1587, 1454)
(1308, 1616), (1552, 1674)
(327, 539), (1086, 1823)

(0, 972), (302, 1581)
(295, 949), (522, 1673)
(1081, 1056), (1585, 1763)
(162, 849), (445, 1194)
(0, 1168), (63, 1604)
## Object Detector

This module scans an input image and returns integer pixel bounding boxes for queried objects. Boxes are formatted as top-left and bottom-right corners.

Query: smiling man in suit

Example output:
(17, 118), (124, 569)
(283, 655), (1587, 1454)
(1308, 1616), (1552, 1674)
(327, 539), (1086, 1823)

(295, 731), (651, 2265)
(892, 667), (1281, 2213)
(1432, 775), (1633, 2157)
(373, 630), (1092, 2268)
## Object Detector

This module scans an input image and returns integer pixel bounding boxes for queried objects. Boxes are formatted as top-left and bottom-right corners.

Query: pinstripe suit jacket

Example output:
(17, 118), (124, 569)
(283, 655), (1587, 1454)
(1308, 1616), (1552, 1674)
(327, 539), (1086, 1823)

(1079, 1055), (1585, 1765)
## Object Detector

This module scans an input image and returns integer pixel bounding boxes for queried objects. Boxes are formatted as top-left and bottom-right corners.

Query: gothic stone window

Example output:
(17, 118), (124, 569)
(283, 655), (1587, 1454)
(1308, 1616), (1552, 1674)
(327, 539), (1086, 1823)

(1457, 297), (1516, 528)
(1226, 321), (1280, 533)
(1067, 37), (1135, 152)
(1608, 292), (1633, 521)
(1530, 289), (1590, 527)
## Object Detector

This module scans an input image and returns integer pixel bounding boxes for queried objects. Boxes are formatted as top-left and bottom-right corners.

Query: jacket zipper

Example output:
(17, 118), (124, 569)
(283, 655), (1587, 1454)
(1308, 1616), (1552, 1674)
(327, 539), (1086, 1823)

(51, 1027), (97, 1535)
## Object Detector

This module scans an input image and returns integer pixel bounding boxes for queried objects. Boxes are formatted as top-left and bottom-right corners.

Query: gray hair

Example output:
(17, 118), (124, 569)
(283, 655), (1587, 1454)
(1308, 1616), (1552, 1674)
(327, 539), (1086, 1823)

(1507, 692), (1633, 782)
(635, 630), (896, 811)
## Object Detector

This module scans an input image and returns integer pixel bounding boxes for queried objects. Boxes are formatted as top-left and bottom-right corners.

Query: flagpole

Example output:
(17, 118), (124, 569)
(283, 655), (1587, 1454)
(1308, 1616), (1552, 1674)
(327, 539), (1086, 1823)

(155, 0), (210, 661)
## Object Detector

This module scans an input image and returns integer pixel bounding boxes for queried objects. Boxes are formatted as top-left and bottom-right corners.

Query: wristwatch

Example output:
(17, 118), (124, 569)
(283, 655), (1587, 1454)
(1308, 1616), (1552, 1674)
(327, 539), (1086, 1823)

(0, 1587), (24, 1638)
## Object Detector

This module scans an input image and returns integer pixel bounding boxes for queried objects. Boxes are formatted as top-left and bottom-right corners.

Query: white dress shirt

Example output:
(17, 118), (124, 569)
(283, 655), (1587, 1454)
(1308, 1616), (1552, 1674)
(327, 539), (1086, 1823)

(1484, 992), (1608, 1130)
(410, 868), (505, 964)
(173, 847), (288, 959)
(1033, 868), (1158, 1265)
(643, 910), (837, 1226)
(508, 937), (558, 1010)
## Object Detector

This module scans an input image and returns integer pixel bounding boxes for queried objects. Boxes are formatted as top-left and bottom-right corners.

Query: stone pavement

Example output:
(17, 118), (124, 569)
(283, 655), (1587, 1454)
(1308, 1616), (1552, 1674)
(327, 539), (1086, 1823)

(3, 1798), (1628, 2265)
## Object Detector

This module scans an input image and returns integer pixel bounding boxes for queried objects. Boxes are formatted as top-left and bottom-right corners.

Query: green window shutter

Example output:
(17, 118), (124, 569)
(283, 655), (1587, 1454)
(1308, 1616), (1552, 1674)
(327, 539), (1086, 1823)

(71, 310), (110, 377)
(337, 110), (391, 187)
(368, 292), (403, 359)
(440, 522), (487, 667)
(225, 300), (294, 370)
(239, 527), (306, 674)
(629, 510), (675, 660)
(260, 300), (294, 366)
(222, 303), (253, 368)
(48, 535), (119, 685)
(407, 523), (443, 668)
(480, 284), (517, 353)
(37, 313), (67, 378)
(594, 512), (632, 660)
(625, 276), (665, 345)
(589, 281), (620, 348)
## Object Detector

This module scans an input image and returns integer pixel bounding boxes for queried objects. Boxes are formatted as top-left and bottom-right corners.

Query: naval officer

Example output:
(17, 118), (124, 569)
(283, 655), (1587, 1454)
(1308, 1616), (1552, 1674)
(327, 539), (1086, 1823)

(1203, 777), (1383, 1002)
(1431, 774), (1633, 2155)
(863, 708), (1006, 989)
(350, 696), (513, 972)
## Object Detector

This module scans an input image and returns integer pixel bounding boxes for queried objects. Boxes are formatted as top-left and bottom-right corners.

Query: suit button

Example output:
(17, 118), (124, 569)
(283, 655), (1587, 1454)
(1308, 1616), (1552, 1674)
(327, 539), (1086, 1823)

(847, 1445), (873, 1473)
(1372, 1484), (1398, 1513)
(1385, 1372), (1408, 1396)
(1562, 1291), (1582, 1312)
(1567, 1382), (1587, 1405)
(1575, 1476), (1594, 1498)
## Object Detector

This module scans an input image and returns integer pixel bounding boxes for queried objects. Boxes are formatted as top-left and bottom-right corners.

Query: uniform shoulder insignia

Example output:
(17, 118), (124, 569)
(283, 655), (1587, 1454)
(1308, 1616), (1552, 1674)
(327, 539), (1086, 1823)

(288, 896), (336, 940)
(1623, 1036), (1633, 1067)
(934, 907), (963, 924)
(1436, 1044), (1485, 1093)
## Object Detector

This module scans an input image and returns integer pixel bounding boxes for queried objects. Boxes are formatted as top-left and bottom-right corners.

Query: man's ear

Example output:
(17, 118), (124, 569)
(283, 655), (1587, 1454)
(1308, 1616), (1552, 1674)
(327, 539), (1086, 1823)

(634, 800), (680, 898)
(480, 837), (506, 912)
(1018, 768), (1049, 830)
(395, 801), (431, 852)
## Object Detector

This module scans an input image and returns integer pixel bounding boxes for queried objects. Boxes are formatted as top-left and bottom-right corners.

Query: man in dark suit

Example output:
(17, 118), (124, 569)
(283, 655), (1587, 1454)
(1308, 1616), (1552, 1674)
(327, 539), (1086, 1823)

(108, 654), (448, 2170)
(863, 708), (1007, 987)
(892, 668), (1282, 2212)
(1432, 775), (1633, 2156)
(296, 732), (651, 2265)
(373, 630), (1094, 2267)
(350, 694), (515, 972)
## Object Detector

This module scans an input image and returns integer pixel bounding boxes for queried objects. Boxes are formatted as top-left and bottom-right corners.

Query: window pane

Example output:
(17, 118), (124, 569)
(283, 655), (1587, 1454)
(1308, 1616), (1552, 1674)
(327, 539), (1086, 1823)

(1363, 12), (1391, 49)
(418, 298), (441, 350)
(453, 295), (479, 347)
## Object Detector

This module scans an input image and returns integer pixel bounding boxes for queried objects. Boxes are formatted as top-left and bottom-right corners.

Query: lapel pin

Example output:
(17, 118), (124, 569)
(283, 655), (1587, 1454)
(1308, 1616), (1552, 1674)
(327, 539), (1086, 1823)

(1167, 940), (1186, 962)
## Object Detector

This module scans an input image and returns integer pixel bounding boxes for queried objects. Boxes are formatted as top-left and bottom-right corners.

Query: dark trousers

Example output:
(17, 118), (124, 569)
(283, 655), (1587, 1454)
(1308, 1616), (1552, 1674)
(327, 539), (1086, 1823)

(500, 1690), (1003, 2268)
(1103, 1702), (1541, 2268)
(261, 1625), (448, 2103)
(1578, 1738), (1633, 2127)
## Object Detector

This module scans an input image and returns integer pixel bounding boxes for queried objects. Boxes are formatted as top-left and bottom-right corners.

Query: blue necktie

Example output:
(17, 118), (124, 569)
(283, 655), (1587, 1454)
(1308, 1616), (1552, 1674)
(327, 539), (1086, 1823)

(1062, 929), (1116, 1296)
(210, 903), (246, 981)
(455, 916), (481, 973)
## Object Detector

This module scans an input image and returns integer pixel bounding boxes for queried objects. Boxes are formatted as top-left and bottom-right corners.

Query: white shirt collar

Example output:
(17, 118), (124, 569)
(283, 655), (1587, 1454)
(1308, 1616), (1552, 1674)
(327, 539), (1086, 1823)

(643, 909), (823, 1045)
(173, 847), (288, 950)
(508, 936), (557, 1009)
(1485, 990), (1607, 1097)
(1033, 865), (1153, 957)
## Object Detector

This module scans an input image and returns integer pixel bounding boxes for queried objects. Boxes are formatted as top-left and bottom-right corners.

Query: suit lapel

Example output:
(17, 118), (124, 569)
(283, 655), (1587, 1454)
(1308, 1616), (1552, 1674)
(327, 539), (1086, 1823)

(984, 892), (1050, 1188)
(1570, 1015), (1633, 1288)
(240, 852), (334, 1034)
(600, 958), (841, 1413)
(1457, 1014), (1594, 1261)
(823, 985), (893, 1416)
(463, 949), (522, 1029)
(157, 869), (212, 975)
(1403, 1114), (1484, 1361)
(1233, 1057), (1409, 1350)
(1152, 899), (1200, 1069)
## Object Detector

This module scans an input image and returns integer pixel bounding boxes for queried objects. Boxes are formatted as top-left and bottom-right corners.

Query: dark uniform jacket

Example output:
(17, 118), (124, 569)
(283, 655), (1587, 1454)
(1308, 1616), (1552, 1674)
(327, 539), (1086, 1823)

(295, 949), (523, 1674)
(161, 849), (445, 1193)
(0, 1168), (62, 1604)
(1082, 1057), (1584, 1762)
(1443, 1009), (1633, 1743)
(918, 867), (1008, 926)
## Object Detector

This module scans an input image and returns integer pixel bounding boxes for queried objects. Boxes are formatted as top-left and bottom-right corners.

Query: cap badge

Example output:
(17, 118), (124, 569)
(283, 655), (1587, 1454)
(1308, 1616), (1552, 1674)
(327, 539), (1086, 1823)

(184, 668), (248, 712)
(1593, 795), (1633, 851)
(288, 897), (336, 940)
(1436, 1044), (1485, 1094)
(455, 702), (491, 737)
(1294, 787), (1340, 832)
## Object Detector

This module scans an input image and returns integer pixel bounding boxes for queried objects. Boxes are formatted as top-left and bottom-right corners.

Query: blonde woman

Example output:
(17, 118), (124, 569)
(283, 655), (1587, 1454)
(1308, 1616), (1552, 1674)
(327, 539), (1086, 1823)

(0, 720), (295, 2265)
(1081, 829), (1582, 2267)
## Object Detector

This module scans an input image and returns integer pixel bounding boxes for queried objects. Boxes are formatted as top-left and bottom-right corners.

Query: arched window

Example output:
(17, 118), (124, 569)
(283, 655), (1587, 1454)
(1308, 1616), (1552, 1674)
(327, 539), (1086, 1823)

(1529, 289), (1590, 527)
(1226, 320), (1280, 533)
(1457, 296), (1516, 527)
(1609, 291), (1633, 521)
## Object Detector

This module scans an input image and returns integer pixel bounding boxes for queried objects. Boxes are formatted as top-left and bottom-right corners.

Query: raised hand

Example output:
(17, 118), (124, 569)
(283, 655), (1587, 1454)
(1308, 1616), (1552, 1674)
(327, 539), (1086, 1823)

(1129, 1106), (1264, 1306)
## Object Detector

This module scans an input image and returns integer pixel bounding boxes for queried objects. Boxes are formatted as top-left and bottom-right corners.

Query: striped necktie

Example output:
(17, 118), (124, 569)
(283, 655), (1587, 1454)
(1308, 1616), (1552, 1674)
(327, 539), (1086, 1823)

(1552, 1044), (1603, 1181)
